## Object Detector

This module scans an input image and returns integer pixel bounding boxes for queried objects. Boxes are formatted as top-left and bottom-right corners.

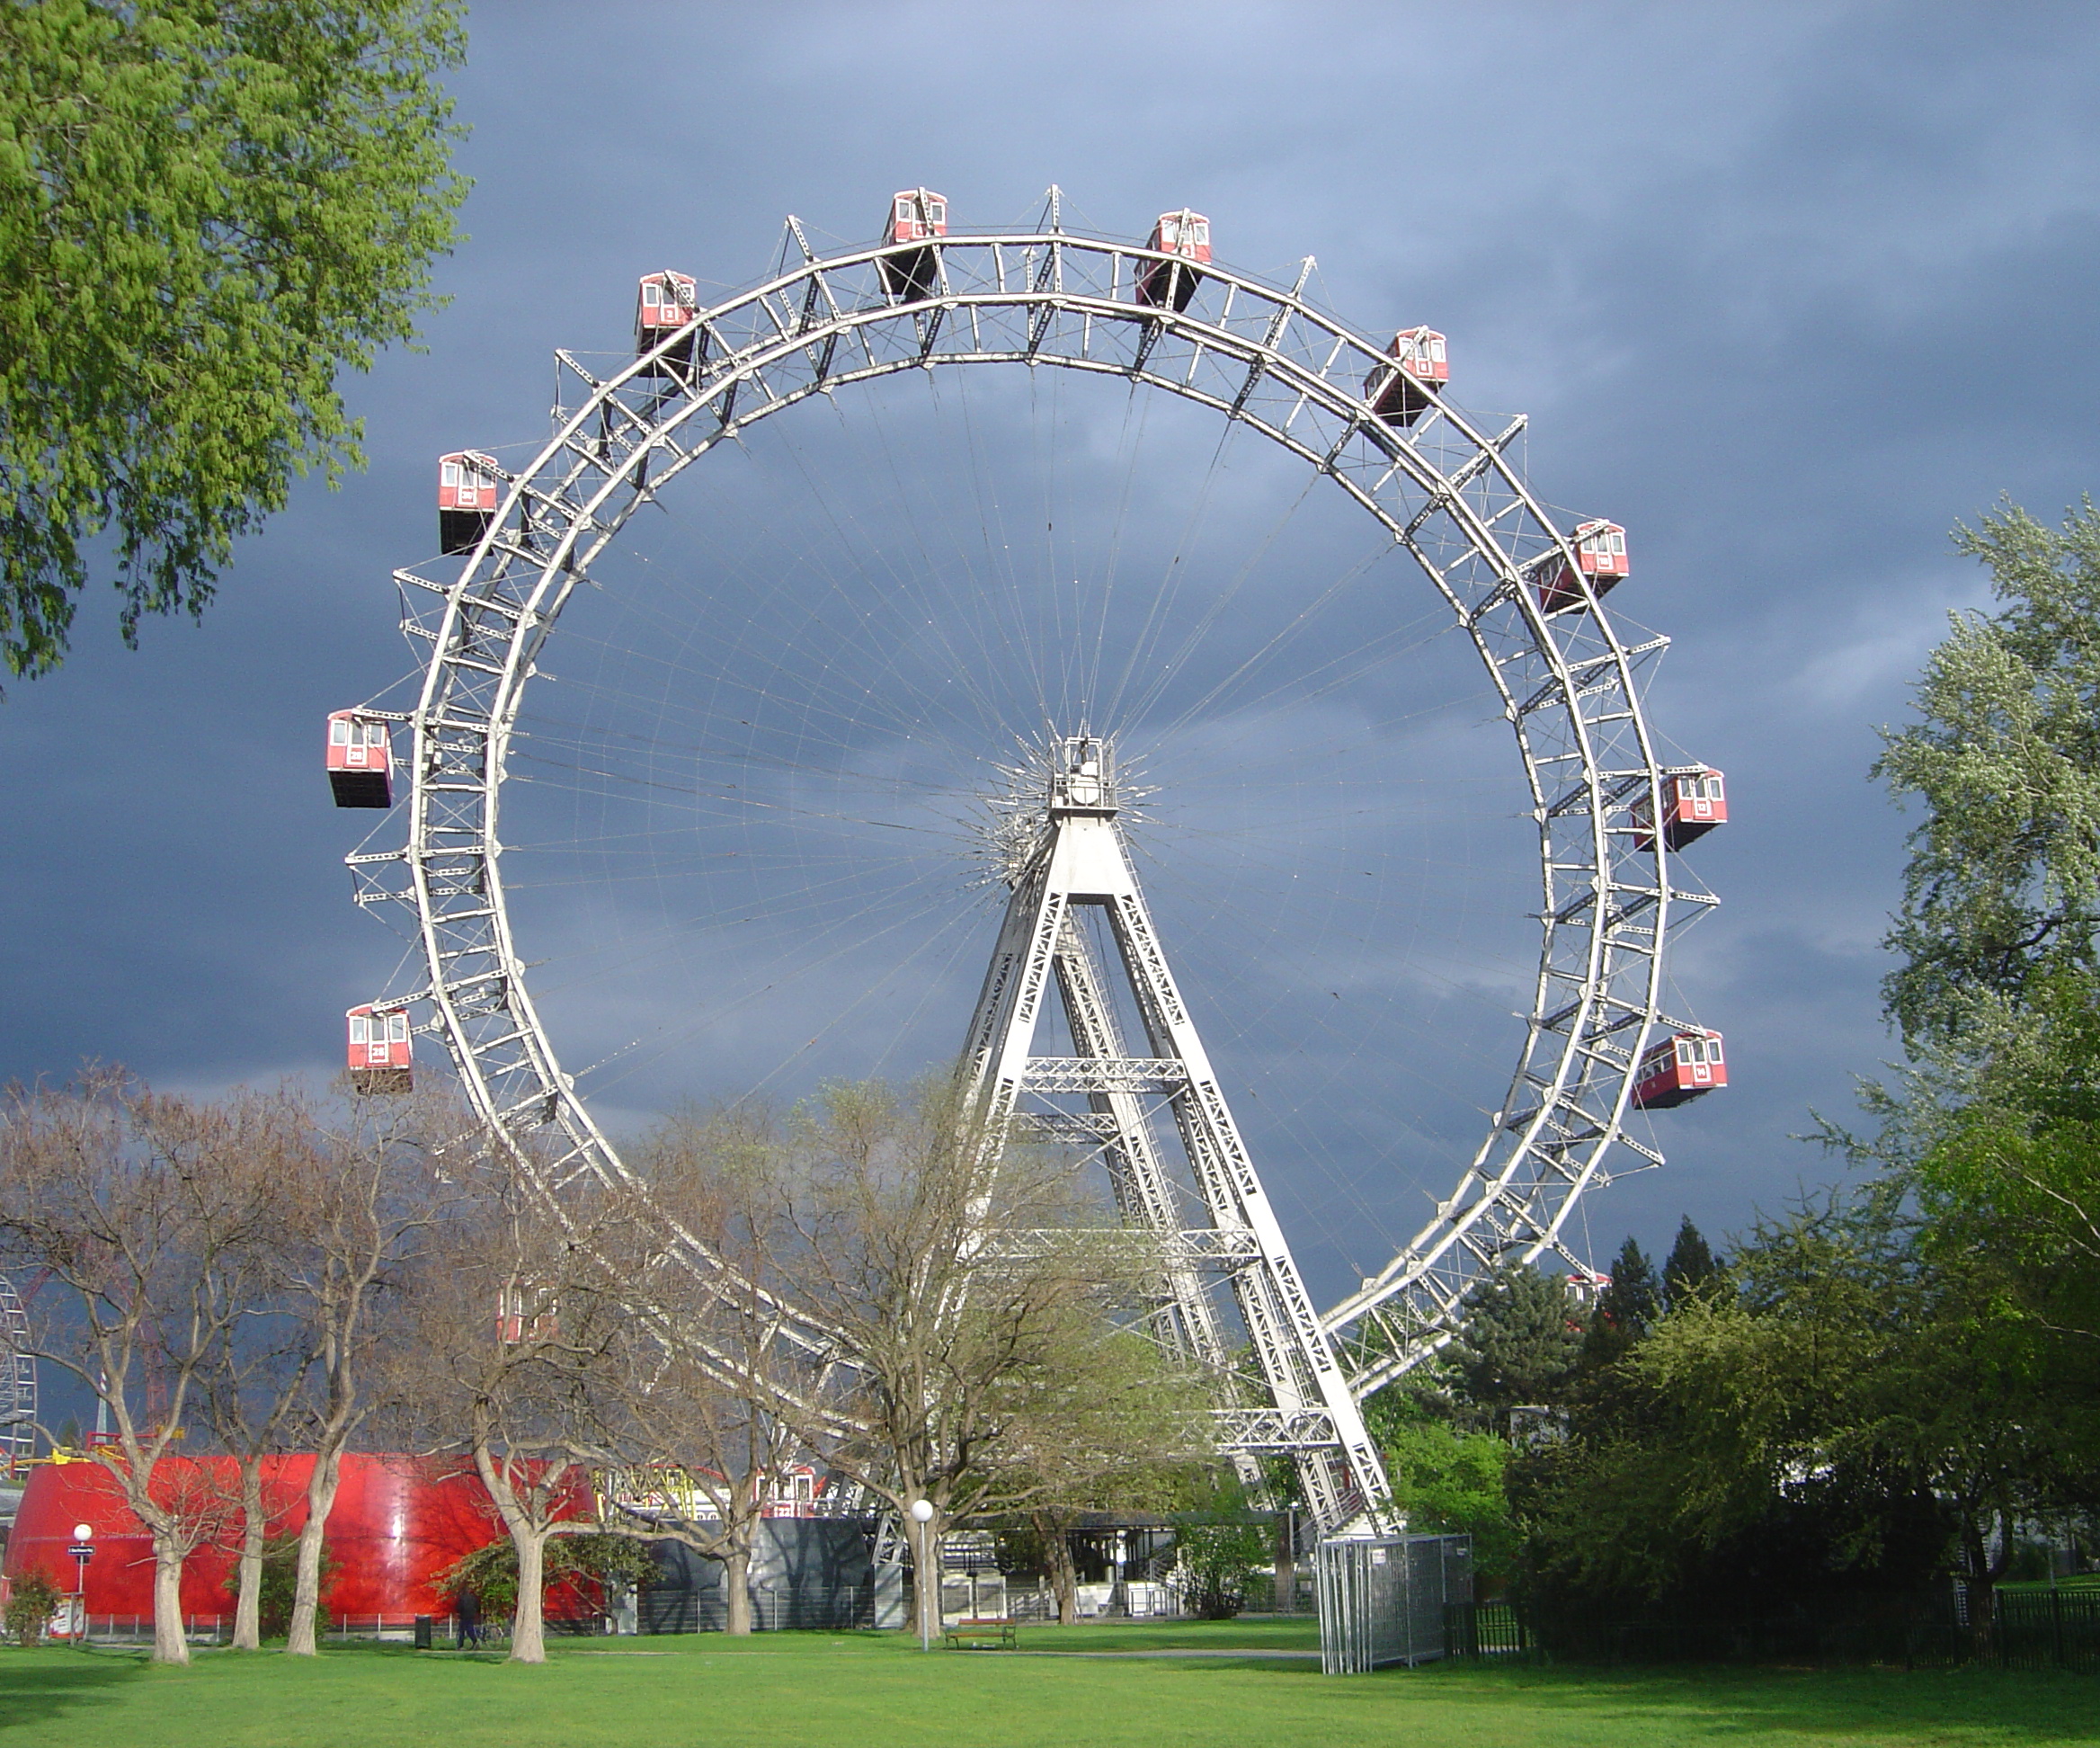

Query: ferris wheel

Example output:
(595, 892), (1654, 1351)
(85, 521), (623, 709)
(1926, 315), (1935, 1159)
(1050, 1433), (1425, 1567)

(331, 188), (1728, 1530)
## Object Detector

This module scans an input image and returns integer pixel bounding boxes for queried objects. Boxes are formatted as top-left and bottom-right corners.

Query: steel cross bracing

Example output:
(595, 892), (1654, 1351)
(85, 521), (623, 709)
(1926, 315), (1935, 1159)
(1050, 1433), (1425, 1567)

(350, 212), (1715, 1451)
(0, 1273), (34, 1466)
(957, 736), (1393, 1532)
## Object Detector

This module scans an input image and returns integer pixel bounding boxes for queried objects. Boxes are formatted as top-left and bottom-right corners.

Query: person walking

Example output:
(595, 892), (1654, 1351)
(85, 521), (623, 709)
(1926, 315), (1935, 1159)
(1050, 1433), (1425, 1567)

(455, 1586), (483, 1650)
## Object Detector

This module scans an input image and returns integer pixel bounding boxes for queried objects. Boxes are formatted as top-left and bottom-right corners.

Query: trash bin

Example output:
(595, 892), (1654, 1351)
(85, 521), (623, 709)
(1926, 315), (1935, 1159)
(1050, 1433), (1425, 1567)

(414, 1615), (433, 1650)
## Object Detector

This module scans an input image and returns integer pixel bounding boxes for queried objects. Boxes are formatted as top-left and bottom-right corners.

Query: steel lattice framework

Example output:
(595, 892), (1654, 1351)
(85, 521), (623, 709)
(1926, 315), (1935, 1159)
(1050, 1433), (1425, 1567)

(351, 206), (1717, 1476)
(0, 1272), (35, 1469)
(958, 735), (1395, 1529)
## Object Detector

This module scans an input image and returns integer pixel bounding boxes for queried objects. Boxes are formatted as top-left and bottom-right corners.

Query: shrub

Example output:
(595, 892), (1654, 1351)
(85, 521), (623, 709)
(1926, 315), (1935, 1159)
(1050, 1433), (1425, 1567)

(436, 1532), (657, 1619)
(4, 1569), (63, 1647)
(1176, 1521), (1268, 1619)
(222, 1535), (341, 1637)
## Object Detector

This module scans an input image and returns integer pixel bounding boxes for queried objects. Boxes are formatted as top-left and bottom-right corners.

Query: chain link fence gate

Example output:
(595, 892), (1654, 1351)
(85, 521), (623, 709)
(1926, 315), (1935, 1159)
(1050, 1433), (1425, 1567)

(1317, 1534), (1473, 1674)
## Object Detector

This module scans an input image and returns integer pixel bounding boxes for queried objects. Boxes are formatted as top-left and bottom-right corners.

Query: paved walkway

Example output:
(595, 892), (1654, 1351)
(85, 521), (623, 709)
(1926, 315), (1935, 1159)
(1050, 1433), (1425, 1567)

(1010, 1647), (1321, 1660)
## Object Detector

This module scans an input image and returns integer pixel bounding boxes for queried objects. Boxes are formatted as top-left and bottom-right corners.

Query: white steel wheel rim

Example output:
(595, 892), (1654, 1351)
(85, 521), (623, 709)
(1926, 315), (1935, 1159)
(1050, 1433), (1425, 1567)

(357, 220), (1715, 1398)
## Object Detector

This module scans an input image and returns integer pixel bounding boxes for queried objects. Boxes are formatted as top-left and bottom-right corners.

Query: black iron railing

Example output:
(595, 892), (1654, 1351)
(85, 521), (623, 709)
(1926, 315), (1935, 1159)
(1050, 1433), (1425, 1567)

(1443, 1590), (2100, 1672)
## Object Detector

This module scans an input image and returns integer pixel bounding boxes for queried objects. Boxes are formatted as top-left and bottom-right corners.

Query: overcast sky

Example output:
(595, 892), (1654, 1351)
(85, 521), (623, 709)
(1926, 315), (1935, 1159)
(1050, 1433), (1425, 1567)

(6, 1), (2100, 1307)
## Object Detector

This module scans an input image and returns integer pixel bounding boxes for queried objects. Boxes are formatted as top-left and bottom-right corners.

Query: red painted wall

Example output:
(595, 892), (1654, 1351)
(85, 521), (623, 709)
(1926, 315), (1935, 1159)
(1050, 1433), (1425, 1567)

(3, 1454), (592, 1621)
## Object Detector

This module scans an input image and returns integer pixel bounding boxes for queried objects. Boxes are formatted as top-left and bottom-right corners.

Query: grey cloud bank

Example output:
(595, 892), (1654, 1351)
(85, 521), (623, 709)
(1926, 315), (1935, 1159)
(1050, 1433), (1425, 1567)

(4, 1), (2097, 1293)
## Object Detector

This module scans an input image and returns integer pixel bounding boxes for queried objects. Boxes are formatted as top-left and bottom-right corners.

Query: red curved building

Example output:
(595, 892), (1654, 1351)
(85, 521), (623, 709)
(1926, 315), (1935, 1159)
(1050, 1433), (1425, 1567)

(2, 1454), (580, 1623)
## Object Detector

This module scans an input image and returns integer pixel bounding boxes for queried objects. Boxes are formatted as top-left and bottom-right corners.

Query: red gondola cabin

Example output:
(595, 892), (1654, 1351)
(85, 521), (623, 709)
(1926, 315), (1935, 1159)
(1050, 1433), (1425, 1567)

(636, 271), (700, 372)
(761, 1465), (829, 1519)
(325, 710), (395, 809)
(879, 189), (948, 303)
(1631, 768), (1728, 851)
(1364, 327), (1449, 428)
(439, 451), (500, 556)
(496, 1280), (558, 1345)
(1632, 1029), (1726, 1110)
(1136, 210), (1210, 312)
(1532, 520), (1629, 613)
(346, 1004), (413, 1095)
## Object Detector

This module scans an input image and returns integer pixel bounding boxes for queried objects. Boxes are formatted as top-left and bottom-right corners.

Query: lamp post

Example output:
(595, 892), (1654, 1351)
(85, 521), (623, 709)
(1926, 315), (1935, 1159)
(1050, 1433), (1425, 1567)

(909, 1500), (935, 1652)
(67, 1522), (93, 1644)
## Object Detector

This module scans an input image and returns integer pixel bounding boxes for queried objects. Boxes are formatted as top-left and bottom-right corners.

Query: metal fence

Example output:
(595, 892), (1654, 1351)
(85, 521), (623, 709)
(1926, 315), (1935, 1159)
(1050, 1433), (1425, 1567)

(1444, 1601), (1533, 1660)
(64, 1611), (610, 1648)
(1911, 1591), (2100, 1673)
(1443, 1590), (2100, 1672)
(1316, 1534), (1472, 1674)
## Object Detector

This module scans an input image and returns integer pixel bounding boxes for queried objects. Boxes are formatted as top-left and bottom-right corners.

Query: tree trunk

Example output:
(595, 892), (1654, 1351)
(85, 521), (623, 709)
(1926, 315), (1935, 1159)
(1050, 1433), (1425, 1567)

(151, 1540), (191, 1666)
(231, 1458), (267, 1650)
(1962, 1513), (2004, 1662)
(912, 1516), (943, 1644)
(725, 1541), (752, 1636)
(511, 1530), (547, 1663)
(286, 1446), (345, 1656)
(1034, 1512), (1079, 1625)
(1273, 1512), (1296, 1616)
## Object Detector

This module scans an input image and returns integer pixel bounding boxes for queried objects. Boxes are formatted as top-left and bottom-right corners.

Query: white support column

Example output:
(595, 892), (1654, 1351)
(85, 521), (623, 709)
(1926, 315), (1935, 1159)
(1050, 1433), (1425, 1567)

(957, 735), (1393, 1535)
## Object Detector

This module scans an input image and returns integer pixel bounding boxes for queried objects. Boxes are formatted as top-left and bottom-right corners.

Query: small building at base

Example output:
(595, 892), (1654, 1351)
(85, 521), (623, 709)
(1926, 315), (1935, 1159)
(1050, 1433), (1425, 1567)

(639, 1518), (878, 1633)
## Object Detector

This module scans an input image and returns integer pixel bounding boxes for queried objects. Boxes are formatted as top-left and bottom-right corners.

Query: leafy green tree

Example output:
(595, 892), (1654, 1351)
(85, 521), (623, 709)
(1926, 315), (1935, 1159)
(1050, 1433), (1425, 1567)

(1532, 494), (2100, 1660)
(1662, 1217), (1722, 1309)
(1827, 496), (2100, 1592)
(1517, 1188), (2090, 1654)
(1664, 1191), (2089, 1647)
(1907, 977), (2100, 1348)
(0, 0), (468, 681)
(1831, 501), (2100, 1182)
(1874, 499), (2100, 1048)
(1363, 1385), (1517, 1590)
(1448, 1264), (1581, 1434)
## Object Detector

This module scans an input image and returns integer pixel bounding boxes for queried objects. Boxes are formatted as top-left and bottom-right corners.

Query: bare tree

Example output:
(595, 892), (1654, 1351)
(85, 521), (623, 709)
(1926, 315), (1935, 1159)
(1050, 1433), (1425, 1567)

(765, 1079), (1204, 1645)
(279, 1088), (454, 1657)
(396, 1156), (632, 1663)
(0, 1072), (288, 1663)
(197, 1240), (307, 1651)
(604, 1108), (829, 1636)
(1009, 1333), (1201, 1624)
(183, 1084), (456, 1654)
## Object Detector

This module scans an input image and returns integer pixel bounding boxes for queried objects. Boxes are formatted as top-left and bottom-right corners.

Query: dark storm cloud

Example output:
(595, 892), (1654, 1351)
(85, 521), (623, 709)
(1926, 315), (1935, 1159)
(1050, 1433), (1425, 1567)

(5, 2), (2099, 1289)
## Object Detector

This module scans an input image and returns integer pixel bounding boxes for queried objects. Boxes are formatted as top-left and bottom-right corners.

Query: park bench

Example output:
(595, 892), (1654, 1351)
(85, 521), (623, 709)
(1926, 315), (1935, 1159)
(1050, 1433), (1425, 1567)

(943, 1617), (1018, 1650)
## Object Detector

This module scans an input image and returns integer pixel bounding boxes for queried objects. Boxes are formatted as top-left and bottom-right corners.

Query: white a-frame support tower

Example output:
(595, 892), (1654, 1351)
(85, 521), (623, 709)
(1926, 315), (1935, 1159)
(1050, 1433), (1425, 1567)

(959, 735), (1393, 1535)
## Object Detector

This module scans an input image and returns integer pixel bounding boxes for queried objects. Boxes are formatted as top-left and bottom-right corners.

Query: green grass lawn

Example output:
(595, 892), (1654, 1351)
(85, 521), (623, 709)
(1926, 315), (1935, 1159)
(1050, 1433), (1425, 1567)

(0, 1621), (2093, 1748)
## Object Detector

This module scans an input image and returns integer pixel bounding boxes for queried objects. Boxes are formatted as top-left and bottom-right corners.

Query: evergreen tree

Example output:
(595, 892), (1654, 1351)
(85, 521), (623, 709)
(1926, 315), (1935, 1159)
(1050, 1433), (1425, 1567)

(1663, 1217), (1721, 1308)
(1580, 1236), (1660, 1370)
(1450, 1264), (1581, 1434)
